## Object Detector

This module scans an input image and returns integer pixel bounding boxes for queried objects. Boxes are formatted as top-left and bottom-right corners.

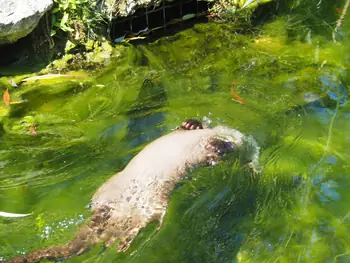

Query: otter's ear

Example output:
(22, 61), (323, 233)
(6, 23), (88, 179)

(180, 119), (203, 130)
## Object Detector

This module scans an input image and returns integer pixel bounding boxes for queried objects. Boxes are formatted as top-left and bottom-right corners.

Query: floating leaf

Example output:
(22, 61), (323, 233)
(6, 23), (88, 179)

(114, 35), (125, 43)
(182, 14), (196, 20)
(21, 73), (88, 82)
(29, 124), (38, 136)
(230, 82), (247, 104)
(0, 211), (33, 218)
(335, 8), (342, 14)
(3, 88), (10, 107)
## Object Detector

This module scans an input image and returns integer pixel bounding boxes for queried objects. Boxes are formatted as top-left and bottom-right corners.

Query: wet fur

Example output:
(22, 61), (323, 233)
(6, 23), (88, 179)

(7, 122), (259, 263)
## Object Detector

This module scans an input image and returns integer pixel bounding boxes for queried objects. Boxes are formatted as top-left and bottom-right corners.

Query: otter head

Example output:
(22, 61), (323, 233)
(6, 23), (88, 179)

(180, 120), (260, 171)
(209, 125), (260, 172)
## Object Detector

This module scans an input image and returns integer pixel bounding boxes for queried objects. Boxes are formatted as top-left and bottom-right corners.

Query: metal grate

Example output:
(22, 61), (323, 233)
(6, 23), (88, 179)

(111, 0), (211, 40)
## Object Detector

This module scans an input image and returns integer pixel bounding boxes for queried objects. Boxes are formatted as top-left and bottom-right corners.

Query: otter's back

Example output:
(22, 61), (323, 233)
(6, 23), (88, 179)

(92, 129), (215, 206)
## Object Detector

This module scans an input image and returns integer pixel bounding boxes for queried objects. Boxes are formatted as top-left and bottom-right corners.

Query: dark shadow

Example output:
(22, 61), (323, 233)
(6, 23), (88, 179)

(110, 0), (212, 44)
(124, 78), (168, 149)
(0, 15), (60, 74)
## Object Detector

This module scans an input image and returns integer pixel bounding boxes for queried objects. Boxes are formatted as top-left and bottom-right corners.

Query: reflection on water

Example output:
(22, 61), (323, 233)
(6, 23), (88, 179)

(1, 1), (350, 262)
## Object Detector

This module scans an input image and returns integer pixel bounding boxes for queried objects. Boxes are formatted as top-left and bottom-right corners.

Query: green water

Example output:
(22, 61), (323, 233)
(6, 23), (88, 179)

(1, 1), (350, 262)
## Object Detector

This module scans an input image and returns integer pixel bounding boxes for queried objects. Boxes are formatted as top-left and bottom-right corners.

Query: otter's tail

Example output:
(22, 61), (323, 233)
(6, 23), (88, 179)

(7, 225), (99, 263)
(7, 206), (115, 263)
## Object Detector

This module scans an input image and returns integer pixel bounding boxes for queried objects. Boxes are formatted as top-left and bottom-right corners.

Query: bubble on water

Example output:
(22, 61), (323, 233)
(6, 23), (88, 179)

(39, 214), (86, 240)
(202, 116), (212, 127)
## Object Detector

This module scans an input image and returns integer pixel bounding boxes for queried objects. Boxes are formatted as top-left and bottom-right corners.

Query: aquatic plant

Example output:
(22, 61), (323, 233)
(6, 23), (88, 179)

(1, 1), (350, 262)
(50, 0), (105, 41)
(209, 0), (273, 21)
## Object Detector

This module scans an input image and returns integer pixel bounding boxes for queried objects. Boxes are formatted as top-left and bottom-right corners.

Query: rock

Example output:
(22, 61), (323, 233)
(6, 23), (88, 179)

(103, 0), (161, 17)
(102, 0), (272, 19)
(0, 0), (53, 44)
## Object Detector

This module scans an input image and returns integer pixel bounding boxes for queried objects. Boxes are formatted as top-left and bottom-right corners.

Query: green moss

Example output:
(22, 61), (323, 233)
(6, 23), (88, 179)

(1, 6), (350, 263)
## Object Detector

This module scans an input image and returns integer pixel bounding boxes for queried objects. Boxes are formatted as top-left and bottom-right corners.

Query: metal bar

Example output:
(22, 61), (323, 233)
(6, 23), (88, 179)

(163, 0), (166, 28)
(180, 0), (183, 17)
(112, 0), (196, 24)
(110, 0), (212, 37)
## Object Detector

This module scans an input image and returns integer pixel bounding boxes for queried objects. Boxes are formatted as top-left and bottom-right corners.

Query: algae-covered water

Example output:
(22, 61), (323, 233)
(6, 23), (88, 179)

(1, 1), (350, 262)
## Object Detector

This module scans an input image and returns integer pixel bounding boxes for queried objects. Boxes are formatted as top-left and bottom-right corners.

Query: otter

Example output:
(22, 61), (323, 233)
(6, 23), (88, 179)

(7, 119), (260, 263)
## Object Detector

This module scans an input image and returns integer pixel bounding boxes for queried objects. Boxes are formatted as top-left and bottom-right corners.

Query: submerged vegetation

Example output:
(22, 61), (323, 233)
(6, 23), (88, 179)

(1, 0), (350, 262)
(9, 0), (277, 72)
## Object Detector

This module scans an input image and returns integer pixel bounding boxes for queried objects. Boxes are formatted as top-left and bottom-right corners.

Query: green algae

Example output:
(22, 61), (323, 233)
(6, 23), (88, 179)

(1, 2), (350, 262)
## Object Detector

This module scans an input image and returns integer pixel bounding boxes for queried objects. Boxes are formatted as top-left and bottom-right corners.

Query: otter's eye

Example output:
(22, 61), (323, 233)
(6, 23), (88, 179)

(226, 142), (234, 149)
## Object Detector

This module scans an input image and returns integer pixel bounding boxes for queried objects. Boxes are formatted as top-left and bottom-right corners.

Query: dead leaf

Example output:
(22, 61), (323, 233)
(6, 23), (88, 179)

(207, 14), (218, 18)
(230, 82), (247, 105)
(29, 124), (38, 136)
(3, 89), (10, 107)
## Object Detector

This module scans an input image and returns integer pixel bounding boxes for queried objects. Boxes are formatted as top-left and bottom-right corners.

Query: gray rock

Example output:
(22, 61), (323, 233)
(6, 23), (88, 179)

(0, 0), (53, 44)
(103, 0), (162, 17)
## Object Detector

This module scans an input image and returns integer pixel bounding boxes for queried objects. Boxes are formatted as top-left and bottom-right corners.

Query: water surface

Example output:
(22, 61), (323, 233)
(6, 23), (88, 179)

(1, 1), (350, 262)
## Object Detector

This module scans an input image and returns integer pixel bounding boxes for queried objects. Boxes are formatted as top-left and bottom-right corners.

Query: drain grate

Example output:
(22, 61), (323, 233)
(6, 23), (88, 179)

(111, 0), (212, 40)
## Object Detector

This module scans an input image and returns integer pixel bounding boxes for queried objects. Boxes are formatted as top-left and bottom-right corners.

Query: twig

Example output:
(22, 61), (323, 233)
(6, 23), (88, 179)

(333, 0), (350, 42)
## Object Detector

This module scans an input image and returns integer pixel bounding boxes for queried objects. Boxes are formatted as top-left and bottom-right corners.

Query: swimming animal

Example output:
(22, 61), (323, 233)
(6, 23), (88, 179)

(7, 119), (260, 263)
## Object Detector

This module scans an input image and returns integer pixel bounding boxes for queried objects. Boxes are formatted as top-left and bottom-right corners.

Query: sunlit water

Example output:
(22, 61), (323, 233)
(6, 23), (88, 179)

(1, 1), (350, 262)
